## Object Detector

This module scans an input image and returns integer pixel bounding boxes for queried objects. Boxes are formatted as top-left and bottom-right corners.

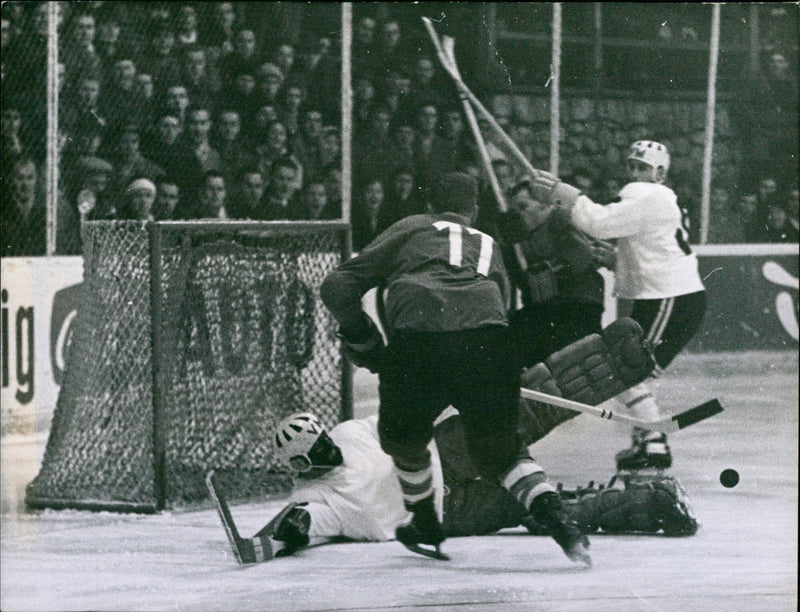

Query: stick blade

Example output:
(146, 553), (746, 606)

(206, 471), (273, 565)
(671, 398), (724, 431)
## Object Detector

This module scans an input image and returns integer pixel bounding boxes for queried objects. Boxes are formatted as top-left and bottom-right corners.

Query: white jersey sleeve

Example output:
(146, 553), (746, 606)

(570, 183), (705, 299)
(288, 415), (443, 541)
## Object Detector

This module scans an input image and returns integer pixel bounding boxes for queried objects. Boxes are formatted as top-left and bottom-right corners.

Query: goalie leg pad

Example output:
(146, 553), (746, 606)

(561, 475), (698, 536)
(522, 317), (654, 408)
(517, 319), (654, 445)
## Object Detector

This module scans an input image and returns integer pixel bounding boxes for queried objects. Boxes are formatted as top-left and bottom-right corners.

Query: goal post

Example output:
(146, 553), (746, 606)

(26, 220), (353, 512)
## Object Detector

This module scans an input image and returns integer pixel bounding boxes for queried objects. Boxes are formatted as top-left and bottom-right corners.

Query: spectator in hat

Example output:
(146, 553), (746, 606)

(122, 177), (158, 221)
(75, 155), (116, 219)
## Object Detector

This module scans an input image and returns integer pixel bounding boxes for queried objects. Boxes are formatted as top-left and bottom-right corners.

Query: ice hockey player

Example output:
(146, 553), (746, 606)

(512, 140), (707, 472)
(319, 171), (590, 564)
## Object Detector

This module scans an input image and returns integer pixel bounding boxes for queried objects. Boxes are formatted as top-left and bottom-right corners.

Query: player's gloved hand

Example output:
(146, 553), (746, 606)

(337, 314), (386, 374)
(601, 318), (656, 386)
(273, 505), (311, 556)
(528, 171), (583, 210)
(589, 238), (616, 270)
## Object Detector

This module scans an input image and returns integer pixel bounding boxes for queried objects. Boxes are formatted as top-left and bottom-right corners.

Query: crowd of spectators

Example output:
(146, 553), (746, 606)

(1, 2), (797, 258)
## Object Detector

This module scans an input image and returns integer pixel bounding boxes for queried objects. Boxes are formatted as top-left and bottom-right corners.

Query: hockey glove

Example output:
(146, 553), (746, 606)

(337, 314), (386, 374)
(528, 171), (583, 211)
(589, 237), (616, 270)
(601, 318), (656, 386)
(273, 505), (311, 557)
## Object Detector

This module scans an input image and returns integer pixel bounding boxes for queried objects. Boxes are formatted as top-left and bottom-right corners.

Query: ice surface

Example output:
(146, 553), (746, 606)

(2, 352), (797, 611)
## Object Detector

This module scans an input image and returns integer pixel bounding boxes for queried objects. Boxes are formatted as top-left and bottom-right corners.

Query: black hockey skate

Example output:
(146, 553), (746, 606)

(616, 428), (672, 471)
(395, 497), (449, 561)
(531, 491), (592, 567)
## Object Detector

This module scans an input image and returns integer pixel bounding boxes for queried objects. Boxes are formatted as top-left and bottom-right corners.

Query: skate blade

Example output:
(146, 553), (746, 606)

(401, 542), (450, 561)
(567, 546), (593, 568)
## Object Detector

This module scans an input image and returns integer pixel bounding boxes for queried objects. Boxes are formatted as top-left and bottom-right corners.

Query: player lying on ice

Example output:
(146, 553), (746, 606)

(260, 320), (698, 560)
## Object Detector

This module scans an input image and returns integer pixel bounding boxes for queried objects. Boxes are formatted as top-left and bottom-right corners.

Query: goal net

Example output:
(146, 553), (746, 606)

(26, 220), (352, 512)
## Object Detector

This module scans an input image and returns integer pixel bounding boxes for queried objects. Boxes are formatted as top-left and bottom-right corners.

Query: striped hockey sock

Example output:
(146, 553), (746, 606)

(393, 453), (434, 510)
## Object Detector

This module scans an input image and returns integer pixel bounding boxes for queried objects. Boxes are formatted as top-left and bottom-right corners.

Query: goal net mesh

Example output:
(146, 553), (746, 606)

(26, 221), (349, 511)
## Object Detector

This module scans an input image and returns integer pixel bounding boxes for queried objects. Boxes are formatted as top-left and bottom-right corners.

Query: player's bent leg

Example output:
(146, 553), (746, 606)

(500, 451), (591, 566)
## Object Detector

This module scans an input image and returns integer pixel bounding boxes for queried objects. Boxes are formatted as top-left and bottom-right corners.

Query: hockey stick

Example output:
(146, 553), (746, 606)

(423, 20), (530, 278)
(206, 471), (290, 564)
(520, 388), (724, 433)
(422, 18), (543, 181)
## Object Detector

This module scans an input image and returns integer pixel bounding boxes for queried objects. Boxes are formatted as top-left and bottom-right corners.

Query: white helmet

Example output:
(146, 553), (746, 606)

(274, 413), (325, 470)
(628, 140), (670, 173)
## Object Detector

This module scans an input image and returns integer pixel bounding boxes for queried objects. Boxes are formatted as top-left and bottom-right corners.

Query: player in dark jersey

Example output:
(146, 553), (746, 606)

(320, 172), (590, 564)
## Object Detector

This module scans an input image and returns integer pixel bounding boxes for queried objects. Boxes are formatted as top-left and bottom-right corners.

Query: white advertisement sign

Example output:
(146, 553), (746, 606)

(1, 257), (83, 424)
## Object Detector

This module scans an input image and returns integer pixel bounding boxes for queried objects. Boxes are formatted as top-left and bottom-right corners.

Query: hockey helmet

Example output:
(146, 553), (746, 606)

(274, 412), (325, 471)
(628, 140), (670, 172)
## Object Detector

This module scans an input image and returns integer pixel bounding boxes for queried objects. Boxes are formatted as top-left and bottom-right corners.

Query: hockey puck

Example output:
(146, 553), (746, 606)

(719, 468), (739, 488)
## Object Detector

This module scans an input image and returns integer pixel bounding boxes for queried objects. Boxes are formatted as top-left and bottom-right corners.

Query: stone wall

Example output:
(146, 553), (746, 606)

(488, 94), (746, 243)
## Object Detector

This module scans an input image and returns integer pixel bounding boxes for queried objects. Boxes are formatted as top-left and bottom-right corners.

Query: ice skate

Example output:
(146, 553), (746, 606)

(395, 497), (449, 560)
(616, 428), (672, 471)
(531, 491), (592, 566)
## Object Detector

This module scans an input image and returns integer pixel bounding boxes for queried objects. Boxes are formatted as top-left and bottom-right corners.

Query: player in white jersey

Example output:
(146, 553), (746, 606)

(273, 412), (444, 544)
(263, 405), (697, 558)
(569, 140), (707, 470)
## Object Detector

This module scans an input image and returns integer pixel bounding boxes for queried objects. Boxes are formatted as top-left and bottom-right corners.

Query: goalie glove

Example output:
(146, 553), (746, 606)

(337, 313), (386, 374)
